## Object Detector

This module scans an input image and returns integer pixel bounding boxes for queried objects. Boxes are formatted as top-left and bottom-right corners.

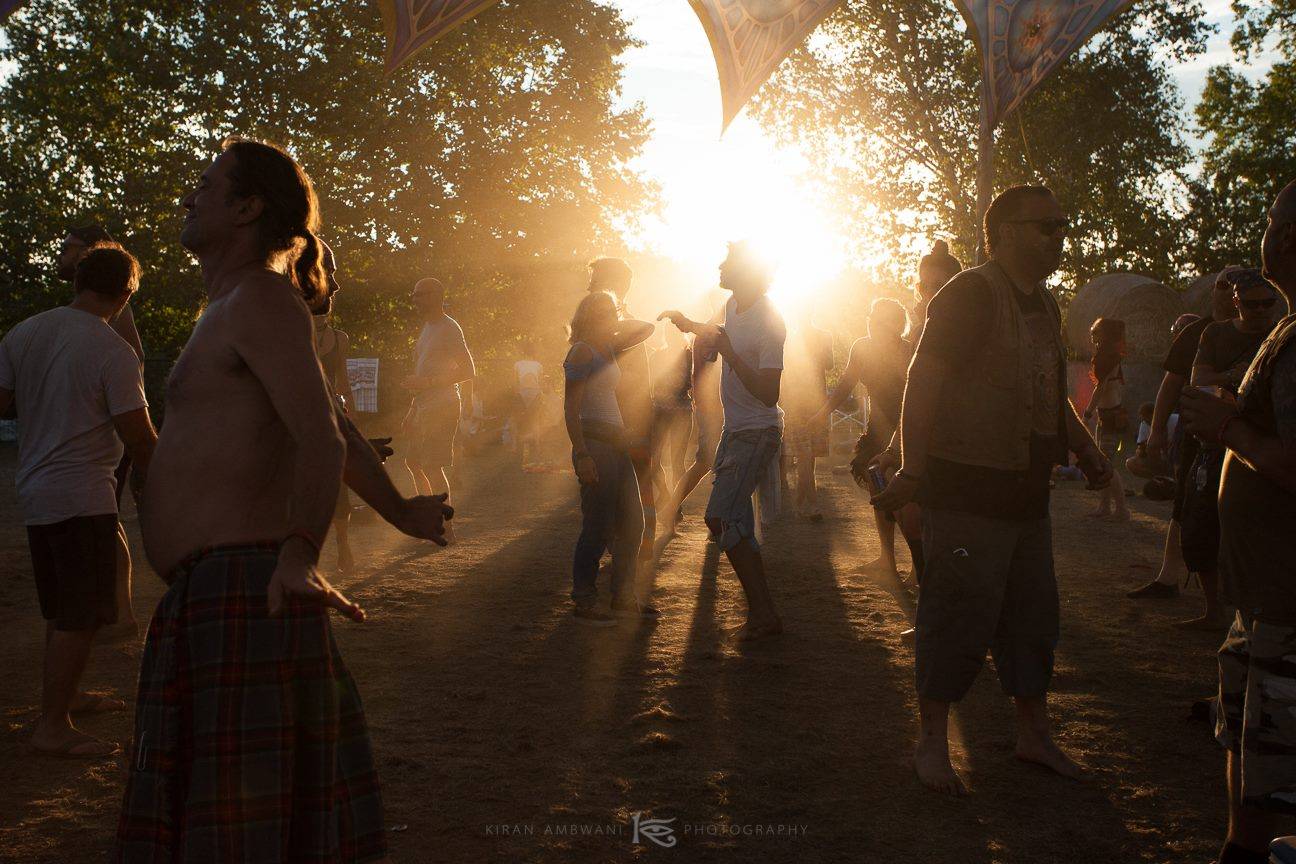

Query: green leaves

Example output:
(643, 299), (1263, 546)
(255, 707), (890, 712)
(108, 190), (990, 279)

(0, 0), (656, 368)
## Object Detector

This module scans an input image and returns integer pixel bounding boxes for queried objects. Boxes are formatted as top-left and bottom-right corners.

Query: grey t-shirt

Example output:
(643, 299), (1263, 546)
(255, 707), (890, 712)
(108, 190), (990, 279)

(0, 306), (147, 525)
(414, 316), (470, 410)
(720, 294), (786, 432)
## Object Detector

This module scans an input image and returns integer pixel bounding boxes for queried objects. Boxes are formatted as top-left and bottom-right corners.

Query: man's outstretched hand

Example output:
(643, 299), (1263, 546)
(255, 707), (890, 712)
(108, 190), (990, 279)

(393, 493), (455, 546)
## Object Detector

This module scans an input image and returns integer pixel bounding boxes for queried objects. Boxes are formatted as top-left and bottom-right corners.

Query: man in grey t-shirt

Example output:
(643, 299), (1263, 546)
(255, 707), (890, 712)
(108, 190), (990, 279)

(0, 243), (156, 759)
(660, 241), (786, 641)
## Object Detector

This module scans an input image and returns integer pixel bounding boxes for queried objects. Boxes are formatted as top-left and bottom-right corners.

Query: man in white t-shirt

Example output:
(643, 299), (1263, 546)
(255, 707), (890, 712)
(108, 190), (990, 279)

(401, 277), (475, 538)
(660, 241), (786, 641)
(0, 243), (156, 759)
(56, 224), (145, 639)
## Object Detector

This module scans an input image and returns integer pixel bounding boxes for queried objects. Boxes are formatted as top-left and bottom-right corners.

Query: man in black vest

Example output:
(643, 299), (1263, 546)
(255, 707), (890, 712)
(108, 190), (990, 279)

(874, 185), (1112, 796)
(1182, 179), (1296, 864)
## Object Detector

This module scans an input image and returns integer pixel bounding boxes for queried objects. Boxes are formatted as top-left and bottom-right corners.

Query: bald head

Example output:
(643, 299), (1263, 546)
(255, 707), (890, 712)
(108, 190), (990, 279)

(1262, 180), (1296, 296)
(413, 277), (447, 319)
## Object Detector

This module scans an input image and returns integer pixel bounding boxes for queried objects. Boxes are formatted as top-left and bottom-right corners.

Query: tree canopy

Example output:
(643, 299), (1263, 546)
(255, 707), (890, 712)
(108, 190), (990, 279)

(1185, 0), (1296, 271)
(753, 0), (1210, 294)
(0, 0), (657, 372)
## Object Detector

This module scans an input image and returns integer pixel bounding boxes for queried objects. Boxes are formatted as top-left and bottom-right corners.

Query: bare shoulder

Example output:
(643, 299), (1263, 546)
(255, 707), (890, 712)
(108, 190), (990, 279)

(221, 273), (313, 348)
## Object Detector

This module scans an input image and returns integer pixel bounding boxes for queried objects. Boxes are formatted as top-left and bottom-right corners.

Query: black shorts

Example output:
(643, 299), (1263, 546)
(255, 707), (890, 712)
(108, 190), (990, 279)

(1180, 447), (1225, 574)
(27, 514), (119, 631)
(1172, 434), (1201, 523)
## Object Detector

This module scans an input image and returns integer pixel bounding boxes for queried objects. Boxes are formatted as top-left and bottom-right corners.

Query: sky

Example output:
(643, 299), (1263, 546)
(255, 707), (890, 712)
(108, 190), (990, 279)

(606, 0), (1275, 288)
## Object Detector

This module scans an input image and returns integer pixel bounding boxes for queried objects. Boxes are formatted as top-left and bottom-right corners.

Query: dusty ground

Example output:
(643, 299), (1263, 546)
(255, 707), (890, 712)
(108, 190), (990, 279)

(0, 442), (1276, 863)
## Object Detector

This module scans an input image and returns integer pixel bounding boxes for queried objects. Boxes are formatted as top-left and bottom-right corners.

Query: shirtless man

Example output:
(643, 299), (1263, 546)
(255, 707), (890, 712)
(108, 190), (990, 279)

(116, 137), (431, 862)
(56, 225), (144, 639)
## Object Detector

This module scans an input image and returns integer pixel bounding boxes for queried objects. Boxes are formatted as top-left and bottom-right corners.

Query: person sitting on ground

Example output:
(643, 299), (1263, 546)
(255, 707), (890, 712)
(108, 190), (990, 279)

(1179, 178), (1296, 864)
(562, 291), (659, 626)
(1128, 402), (1175, 479)
(1178, 267), (1285, 631)
(1083, 317), (1132, 521)
(0, 242), (156, 759)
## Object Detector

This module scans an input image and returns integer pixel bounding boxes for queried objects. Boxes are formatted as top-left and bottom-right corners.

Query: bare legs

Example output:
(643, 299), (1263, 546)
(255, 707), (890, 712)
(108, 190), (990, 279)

(915, 694), (1081, 797)
(866, 507), (899, 576)
(1221, 750), (1275, 861)
(718, 534), (781, 641)
(1179, 568), (1227, 629)
(404, 459), (455, 542)
(334, 514), (355, 573)
(794, 455), (820, 519)
(32, 623), (117, 756)
(102, 524), (138, 640)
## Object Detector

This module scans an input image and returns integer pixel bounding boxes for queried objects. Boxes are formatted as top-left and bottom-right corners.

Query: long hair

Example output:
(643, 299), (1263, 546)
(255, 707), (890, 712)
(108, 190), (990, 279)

(1089, 317), (1126, 384)
(568, 291), (617, 345)
(221, 136), (327, 308)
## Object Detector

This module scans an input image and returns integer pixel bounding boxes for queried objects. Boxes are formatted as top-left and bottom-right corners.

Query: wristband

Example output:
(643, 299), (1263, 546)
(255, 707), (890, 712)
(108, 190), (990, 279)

(282, 528), (323, 556)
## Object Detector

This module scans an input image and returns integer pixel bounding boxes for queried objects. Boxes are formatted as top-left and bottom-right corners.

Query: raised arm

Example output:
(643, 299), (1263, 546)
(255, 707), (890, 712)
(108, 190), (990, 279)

(228, 276), (359, 621)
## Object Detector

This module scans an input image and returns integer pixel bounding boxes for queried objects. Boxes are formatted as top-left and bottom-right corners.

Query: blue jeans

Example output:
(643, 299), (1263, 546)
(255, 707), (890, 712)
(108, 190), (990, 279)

(571, 438), (644, 606)
(705, 426), (782, 551)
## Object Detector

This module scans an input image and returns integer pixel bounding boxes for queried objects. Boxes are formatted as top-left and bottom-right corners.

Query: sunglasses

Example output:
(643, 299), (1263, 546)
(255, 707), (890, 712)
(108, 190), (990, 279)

(1238, 296), (1278, 310)
(1006, 218), (1070, 237)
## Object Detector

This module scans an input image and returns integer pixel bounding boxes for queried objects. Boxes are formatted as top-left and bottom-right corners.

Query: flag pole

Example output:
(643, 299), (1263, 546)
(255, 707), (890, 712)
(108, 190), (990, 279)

(974, 82), (994, 265)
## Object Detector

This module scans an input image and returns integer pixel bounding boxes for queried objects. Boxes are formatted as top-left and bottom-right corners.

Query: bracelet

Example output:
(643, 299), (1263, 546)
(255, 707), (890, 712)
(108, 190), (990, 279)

(1215, 413), (1242, 446)
(282, 528), (323, 556)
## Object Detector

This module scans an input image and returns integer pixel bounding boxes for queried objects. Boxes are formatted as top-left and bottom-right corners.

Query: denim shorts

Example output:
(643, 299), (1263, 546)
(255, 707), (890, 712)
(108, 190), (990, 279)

(705, 426), (781, 551)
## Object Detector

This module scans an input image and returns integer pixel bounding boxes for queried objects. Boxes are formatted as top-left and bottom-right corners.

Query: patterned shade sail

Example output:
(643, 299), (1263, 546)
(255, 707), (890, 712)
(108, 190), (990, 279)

(955, 0), (1135, 127)
(689, 0), (845, 131)
(377, 0), (502, 72)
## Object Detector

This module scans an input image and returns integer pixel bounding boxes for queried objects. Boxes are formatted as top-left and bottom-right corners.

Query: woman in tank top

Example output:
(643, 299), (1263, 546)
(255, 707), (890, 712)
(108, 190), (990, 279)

(562, 291), (657, 626)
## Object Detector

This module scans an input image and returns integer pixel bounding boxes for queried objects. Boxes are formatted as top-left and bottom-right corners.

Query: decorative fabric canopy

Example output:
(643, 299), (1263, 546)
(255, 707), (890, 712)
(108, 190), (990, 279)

(955, 0), (1135, 127)
(377, 0), (502, 72)
(688, 0), (845, 131)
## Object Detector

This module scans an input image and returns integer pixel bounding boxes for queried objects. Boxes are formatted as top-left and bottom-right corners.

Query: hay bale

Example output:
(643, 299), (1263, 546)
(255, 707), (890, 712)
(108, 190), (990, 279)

(1065, 272), (1182, 365)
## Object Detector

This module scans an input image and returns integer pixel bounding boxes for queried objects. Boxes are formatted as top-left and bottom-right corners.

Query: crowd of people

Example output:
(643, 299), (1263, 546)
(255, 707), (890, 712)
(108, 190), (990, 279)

(1, 134), (1294, 864)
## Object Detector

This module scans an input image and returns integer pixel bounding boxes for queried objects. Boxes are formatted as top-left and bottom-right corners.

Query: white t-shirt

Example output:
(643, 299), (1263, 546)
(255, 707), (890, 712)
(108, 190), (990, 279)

(414, 316), (470, 409)
(515, 359), (542, 405)
(1137, 414), (1178, 445)
(0, 306), (148, 525)
(720, 294), (786, 432)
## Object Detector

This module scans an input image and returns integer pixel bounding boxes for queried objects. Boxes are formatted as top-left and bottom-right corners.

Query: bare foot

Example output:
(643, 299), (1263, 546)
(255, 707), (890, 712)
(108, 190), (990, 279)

(733, 618), (783, 642)
(861, 558), (900, 578)
(70, 692), (126, 715)
(1015, 735), (1084, 779)
(337, 548), (356, 575)
(30, 725), (119, 759)
(914, 739), (968, 796)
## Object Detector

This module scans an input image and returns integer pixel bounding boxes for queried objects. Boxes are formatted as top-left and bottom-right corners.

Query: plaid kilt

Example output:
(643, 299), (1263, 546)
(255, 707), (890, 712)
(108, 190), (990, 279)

(114, 544), (386, 863)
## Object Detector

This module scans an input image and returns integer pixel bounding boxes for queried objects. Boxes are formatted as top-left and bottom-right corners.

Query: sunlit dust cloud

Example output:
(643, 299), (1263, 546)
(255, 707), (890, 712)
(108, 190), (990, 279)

(634, 117), (847, 322)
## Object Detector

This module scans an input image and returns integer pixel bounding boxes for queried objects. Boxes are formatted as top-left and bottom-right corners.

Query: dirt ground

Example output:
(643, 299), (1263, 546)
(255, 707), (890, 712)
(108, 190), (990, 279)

(0, 441), (1275, 863)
